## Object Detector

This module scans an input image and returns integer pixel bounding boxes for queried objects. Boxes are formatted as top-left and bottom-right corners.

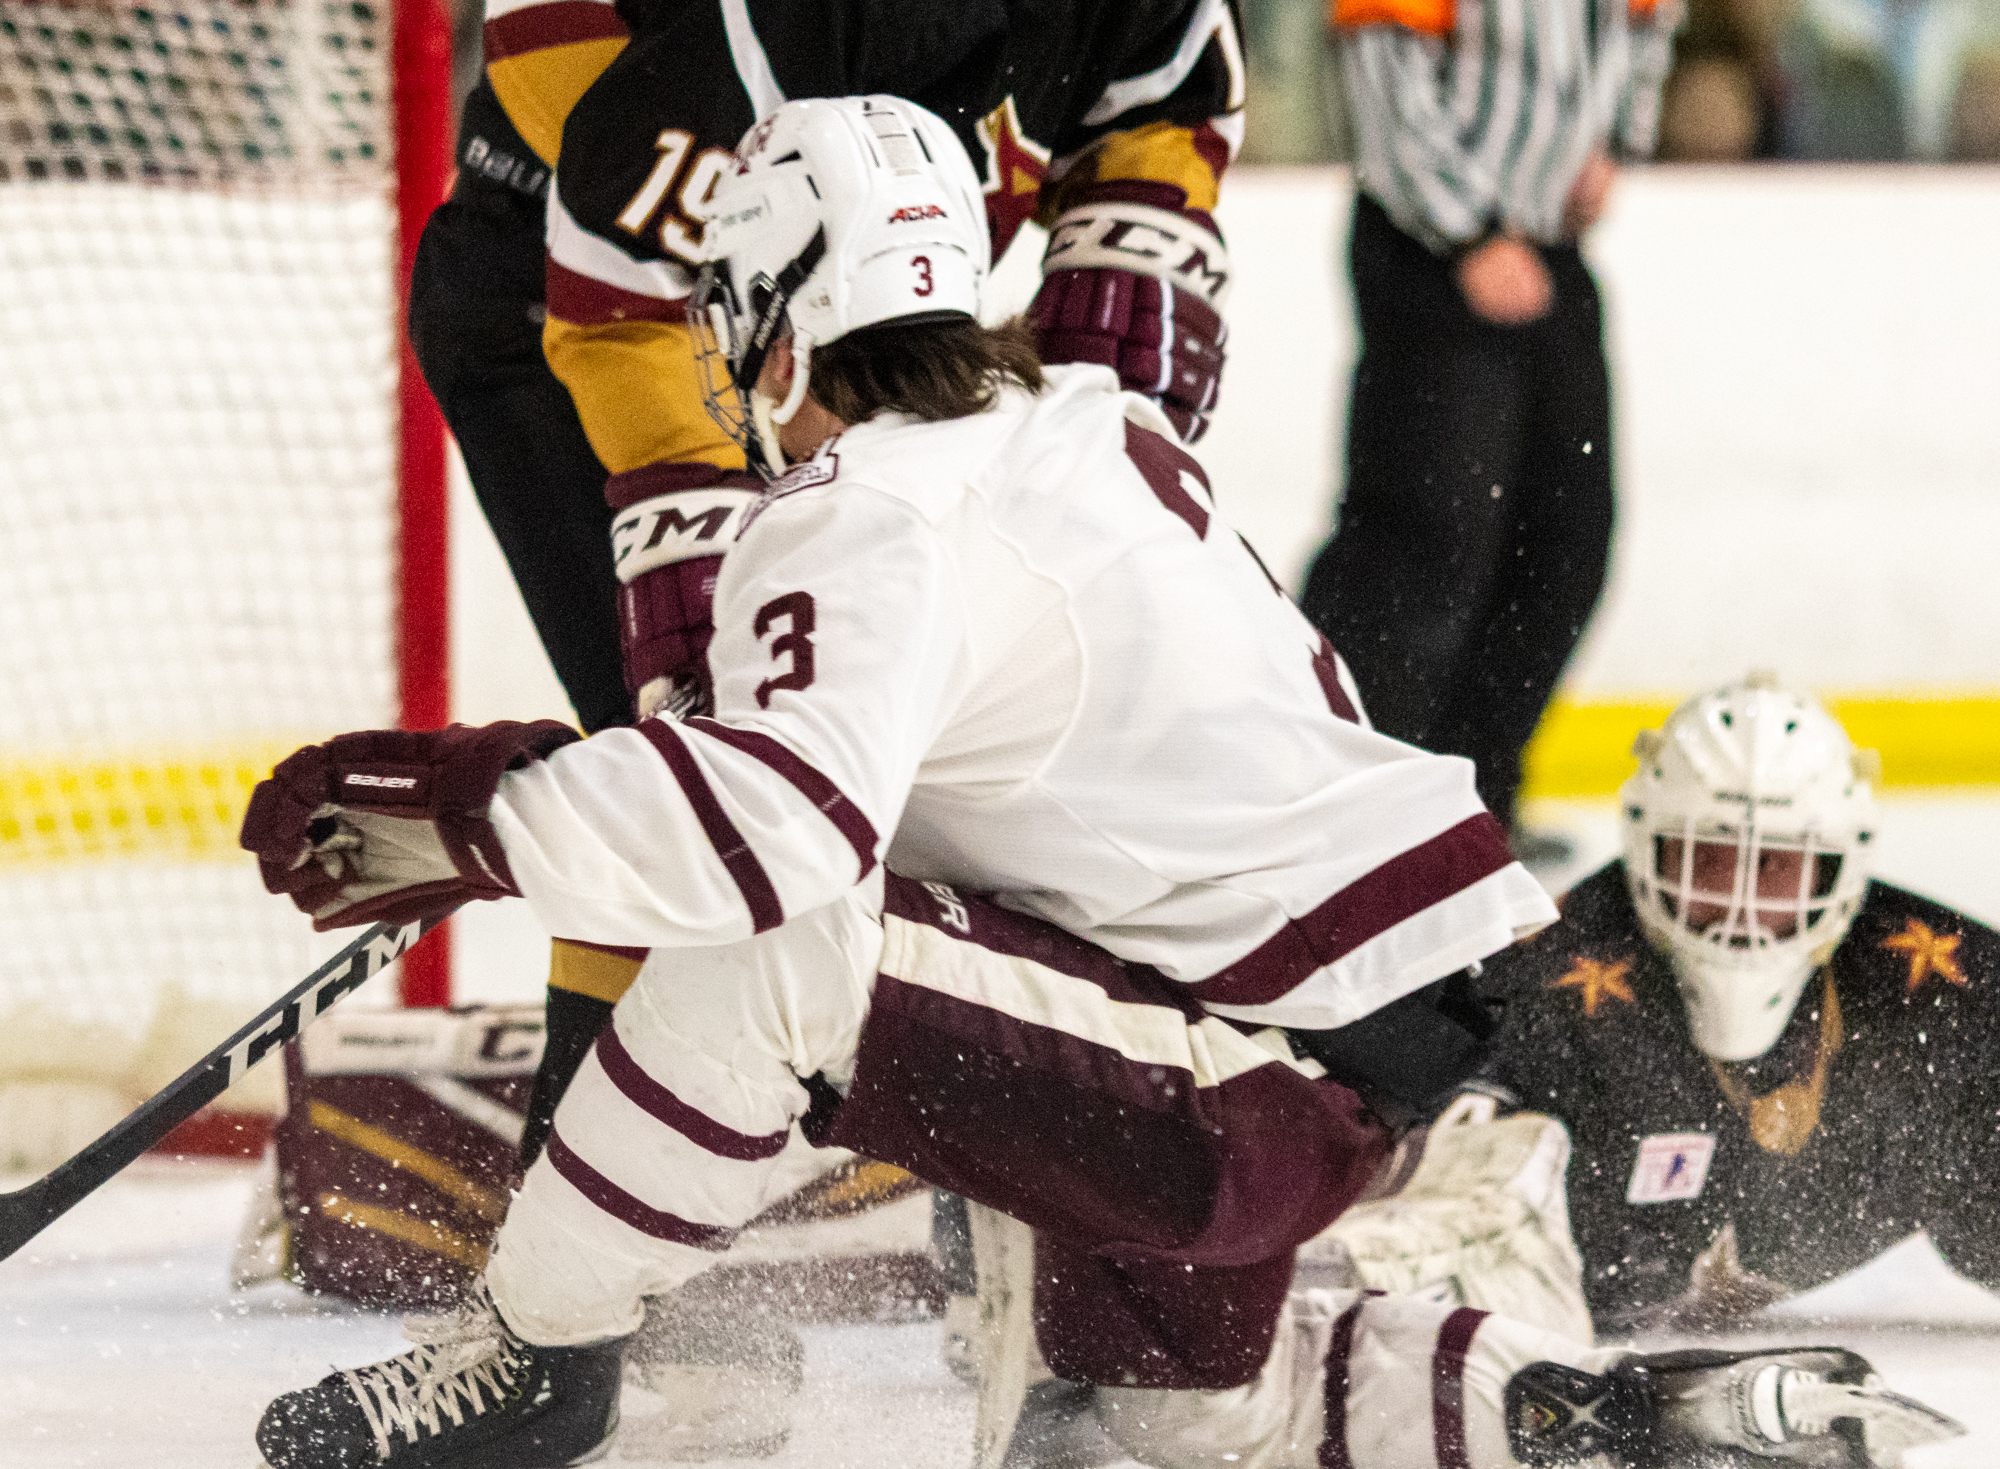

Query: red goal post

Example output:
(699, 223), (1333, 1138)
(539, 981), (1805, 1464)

(395, 0), (455, 1008)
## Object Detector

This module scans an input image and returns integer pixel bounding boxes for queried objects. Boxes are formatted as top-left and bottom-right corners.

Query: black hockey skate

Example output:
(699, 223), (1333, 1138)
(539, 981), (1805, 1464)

(256, 1280), (626, 1468)
(1506, 1346), (1964, 1468)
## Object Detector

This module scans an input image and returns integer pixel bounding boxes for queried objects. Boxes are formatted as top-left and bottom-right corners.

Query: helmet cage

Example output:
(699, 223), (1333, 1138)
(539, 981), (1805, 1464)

(690, 226), (827, 479)
(1617, 675), (1876, 1060)
(1630, 815), (1850, 966)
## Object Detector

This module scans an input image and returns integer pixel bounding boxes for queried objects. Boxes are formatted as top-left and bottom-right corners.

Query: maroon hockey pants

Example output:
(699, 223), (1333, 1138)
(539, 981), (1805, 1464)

(815, 876), (1395, 1389)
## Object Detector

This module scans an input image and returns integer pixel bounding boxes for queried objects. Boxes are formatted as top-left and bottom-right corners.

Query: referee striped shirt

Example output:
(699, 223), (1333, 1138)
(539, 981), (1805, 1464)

(1333, 0), (1681, 253)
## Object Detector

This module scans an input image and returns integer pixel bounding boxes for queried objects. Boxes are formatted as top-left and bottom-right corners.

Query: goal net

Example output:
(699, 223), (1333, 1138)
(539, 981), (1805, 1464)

(0, 0), (451, 1173)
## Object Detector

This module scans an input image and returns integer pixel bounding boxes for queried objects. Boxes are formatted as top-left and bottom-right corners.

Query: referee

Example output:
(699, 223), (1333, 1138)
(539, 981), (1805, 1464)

(1303, 0), (1680, 860)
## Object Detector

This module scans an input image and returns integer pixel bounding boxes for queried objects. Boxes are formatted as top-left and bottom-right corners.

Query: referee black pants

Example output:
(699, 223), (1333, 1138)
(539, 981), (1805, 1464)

(1301, 194), (1614, 831)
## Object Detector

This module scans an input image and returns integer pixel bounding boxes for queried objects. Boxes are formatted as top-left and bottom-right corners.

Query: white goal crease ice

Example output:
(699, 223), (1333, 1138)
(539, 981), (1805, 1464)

(0, 0), (448, 1173)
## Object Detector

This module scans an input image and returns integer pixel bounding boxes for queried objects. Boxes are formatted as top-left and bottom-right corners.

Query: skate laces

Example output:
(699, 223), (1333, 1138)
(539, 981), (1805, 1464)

(342, 1284), (530, 1457)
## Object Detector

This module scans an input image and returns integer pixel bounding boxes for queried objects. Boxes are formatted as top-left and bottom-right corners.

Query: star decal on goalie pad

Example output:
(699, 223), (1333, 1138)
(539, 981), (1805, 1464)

(1881, 917), (1967, 992)
(1551, 956), (1636, 1016)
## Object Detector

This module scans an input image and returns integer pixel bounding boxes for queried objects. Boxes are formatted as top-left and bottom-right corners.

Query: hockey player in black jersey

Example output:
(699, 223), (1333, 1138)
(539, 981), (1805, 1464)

(1480, 672), (2000, 1328)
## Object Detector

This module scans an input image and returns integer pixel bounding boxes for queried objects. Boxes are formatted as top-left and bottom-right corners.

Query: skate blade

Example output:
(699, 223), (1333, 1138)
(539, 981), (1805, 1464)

(1865, 1386), (1967, 1449)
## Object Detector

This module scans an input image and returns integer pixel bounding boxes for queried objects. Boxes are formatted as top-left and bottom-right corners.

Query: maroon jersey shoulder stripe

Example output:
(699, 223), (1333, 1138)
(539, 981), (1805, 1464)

(1431, 1306), (1490, 1469)
(546, 1130), (736, 1248)
(636, 718), (784, 933)
(688, 718), (879, 880)
(1317, 1298), (1369, 1469)
(1191, 813), (1515, 1007)
(595, 1023), (789, 1161)
(546, 253), (688, 327)
(1311, 635), (1361, 723)
(483, 1), (627, 62)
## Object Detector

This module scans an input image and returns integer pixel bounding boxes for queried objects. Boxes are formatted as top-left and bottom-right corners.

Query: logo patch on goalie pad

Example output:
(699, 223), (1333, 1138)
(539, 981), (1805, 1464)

(1626, 1132), (1715, 1204)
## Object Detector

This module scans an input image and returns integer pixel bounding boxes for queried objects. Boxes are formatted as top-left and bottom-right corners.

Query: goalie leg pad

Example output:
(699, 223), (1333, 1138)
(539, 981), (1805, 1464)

(1308, 1110), (1592, 1343)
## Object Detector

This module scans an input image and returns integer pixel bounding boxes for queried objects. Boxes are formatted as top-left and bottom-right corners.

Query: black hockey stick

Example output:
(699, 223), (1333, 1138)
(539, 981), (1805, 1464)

(0, 911), (451, 1263)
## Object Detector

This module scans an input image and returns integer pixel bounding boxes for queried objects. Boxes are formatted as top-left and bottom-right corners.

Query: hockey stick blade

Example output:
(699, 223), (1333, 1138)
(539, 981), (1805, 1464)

(0, 911), (451, 1263)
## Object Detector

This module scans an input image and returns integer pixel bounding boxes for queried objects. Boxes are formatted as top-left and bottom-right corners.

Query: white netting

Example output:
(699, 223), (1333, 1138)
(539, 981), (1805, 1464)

(0, 1), (407, 1134)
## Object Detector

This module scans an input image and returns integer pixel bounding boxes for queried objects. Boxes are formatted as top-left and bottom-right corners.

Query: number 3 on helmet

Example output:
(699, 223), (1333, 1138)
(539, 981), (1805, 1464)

(1620, 672), (1879, 1061)
(690, 96), (991, 478)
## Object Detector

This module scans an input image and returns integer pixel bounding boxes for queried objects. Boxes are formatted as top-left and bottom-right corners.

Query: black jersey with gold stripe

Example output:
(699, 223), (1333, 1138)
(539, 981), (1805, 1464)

(498, 0), (1246, 479)
(1483, 861), (2000, 1324)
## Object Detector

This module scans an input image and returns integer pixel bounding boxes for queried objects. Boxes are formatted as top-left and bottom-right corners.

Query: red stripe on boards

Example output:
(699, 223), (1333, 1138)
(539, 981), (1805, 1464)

(594, 1023), (790, 1161)
(1431, 1307), (1490, 1469)
(636, 718), (785, 933)
(688, 718), (879, 880)
(1190, 813), (1515, 1008)
(545, 253), (688, 327)
(1316, 1300), (1367, 1469)
(545, 1130), (737, 1248)
(483, 1), (627, 62)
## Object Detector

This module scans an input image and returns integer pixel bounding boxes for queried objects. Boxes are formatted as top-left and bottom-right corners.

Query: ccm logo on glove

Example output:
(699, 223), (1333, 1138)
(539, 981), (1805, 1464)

(1042, 202), (1232, 309)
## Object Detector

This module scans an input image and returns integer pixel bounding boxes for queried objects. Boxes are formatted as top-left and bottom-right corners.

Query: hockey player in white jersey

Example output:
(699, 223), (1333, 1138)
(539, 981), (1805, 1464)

(239, 97), (1958, 1469)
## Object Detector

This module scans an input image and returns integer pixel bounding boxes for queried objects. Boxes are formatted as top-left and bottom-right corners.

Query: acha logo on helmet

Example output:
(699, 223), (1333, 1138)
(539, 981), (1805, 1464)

(887, 204), (946, 224)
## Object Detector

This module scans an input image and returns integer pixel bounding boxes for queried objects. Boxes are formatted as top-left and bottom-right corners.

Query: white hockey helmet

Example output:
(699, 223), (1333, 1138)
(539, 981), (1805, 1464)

(1620, 673), (1878, 1060)
(690, 95), (990, 476)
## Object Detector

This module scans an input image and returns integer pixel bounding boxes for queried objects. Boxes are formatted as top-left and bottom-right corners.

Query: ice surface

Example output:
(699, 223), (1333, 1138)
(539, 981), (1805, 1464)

(0, 1160), (972, 1469)
(5, 1157), (2000, 1468)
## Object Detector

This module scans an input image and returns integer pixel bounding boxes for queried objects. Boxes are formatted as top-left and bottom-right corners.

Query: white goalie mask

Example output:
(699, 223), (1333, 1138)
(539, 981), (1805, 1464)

(1621, 673), (1879, 1061)
(689, 95), (990, 477)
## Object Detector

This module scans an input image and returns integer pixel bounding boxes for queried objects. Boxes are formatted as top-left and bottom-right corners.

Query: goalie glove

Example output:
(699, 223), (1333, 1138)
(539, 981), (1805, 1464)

(239, 720), (580, 930)
(1031, 183), (1230, 443)
(607, 463), (762, 722)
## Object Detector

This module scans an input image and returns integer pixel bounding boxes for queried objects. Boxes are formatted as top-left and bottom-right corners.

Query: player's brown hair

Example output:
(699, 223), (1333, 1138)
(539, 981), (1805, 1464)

(808, 314), (1044, 426)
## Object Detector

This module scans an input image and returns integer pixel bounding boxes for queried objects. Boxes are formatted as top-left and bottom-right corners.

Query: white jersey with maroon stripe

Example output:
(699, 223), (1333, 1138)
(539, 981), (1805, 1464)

(491, 365), (1554, 1028)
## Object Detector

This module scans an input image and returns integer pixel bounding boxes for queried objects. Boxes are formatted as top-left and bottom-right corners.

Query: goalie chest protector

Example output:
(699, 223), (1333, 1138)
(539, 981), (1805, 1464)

(275, 1006), (545, 1309)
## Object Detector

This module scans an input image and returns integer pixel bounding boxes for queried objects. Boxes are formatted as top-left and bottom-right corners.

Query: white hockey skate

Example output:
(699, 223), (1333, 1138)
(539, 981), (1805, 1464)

(1506, 1346), (1964, 1467)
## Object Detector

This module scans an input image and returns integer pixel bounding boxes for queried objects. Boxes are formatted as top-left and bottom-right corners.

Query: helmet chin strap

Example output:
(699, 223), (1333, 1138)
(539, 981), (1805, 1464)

(748, 337), (812, 476)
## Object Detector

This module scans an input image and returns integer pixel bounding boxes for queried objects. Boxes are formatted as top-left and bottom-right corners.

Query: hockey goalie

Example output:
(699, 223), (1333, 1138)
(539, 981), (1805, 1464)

(239, 98), (1958, 1469)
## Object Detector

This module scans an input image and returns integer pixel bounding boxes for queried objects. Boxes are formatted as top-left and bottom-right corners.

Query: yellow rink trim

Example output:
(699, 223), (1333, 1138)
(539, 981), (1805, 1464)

(0, 738), (302, 867)
(1522, 693), (2000, 798)
(2, 695), (1995, 868)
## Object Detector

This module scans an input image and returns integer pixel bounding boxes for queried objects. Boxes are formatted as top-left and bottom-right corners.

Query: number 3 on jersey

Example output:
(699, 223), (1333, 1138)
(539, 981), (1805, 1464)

(754, 592), (816, 709)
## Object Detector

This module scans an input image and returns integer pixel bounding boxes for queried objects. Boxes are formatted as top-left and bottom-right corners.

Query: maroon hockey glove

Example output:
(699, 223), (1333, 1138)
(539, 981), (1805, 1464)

(606, 462), (763, 720)
(1031, 183), (1232, 443)
(239, 720), (581, 930)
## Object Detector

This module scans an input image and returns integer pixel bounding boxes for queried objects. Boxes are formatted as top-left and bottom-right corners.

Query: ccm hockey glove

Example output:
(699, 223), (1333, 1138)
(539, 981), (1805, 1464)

(1031, 182), (1231, 442)
(605, 462), (762, 720)
(240, 720), (580, 930)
